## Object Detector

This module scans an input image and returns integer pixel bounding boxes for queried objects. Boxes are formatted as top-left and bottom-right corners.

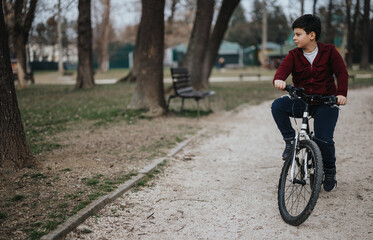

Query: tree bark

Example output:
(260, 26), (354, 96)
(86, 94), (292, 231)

(343, 0), (352, 65)
(347, 0), (360, 68)
(0, 2), (34, 169)
(182, 0), (214, 90)
(261, 0), (267, 67)
(313, 0), (318, 15)
(325, 0), (335, 44)
(118, 20), (142, 83)
(98, 0), (111, 73)
(76, 0), (95, 89)
(128, 0), (166, 116)
(359, 0), (370, 70)
(57, 0), (64, 74)
(6, 0), (38, 90)
(300, 0), (304, 15)
(166, 0), (178, 35)
(201, 0), (240, 84)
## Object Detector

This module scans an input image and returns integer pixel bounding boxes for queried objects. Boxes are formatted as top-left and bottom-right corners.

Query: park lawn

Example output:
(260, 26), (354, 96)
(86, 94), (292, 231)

(16, 80), (283, 154)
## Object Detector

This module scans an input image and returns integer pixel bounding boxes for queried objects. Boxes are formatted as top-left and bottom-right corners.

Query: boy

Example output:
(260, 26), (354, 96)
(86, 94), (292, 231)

(271, 14), (348, 192)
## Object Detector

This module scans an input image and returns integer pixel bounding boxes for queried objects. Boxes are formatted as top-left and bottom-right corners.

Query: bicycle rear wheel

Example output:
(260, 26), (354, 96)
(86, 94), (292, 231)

(278, 139), (323, 226)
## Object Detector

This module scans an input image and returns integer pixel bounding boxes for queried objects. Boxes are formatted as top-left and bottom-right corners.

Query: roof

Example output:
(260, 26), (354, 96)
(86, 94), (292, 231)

(218, 41), (242, 54)
(168, 41), (243, 55)
(267, 45), (295, 57)
(244, 42), (283, 53)
(172, 43), (187, 52)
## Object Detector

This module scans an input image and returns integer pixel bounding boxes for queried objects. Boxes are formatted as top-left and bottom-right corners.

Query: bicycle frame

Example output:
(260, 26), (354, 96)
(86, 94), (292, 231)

(278, 85), (340, 225)
(284, 84), (339, 185)
(290, 103), (311, 184)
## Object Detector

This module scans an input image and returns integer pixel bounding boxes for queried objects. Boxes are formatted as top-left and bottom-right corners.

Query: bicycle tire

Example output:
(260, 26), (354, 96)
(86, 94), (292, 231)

(278, 139), (323, 226)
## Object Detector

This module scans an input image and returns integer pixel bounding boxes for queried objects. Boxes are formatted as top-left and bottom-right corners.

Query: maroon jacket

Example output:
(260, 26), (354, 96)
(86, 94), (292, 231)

(273, 42), (349, 97)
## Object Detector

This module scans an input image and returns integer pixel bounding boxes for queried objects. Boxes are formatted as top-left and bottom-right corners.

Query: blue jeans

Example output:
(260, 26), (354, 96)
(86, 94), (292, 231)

(271, 96), (339, 169)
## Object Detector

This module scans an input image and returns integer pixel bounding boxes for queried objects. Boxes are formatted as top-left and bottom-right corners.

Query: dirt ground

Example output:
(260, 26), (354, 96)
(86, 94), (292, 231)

(0, 116), (199, 240)
(65, 87), (373, 240)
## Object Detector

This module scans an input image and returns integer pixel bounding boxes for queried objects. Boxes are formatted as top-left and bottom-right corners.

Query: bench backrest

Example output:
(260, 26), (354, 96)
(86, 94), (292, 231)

(170, 67), (193, 95)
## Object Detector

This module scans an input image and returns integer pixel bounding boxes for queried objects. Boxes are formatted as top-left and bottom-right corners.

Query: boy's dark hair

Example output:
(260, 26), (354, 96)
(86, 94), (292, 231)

(292, 14), (321, 41)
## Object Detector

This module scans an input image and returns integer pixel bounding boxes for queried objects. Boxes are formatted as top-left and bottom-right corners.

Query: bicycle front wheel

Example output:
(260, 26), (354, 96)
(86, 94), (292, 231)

(278, 139), (323, 226)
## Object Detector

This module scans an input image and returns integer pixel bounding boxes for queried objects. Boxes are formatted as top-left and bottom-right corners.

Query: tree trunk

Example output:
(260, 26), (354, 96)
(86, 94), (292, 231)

(300, 0), (304, 15)
(76, 0), (95, 89)
(261, 1), (267, 67)
(345, 0), (352, 66)
(12, 0), (38, 89)
(359, 0), (370, 70)
(165, 0), (178, 35)
(325, 0), (334, 44)
(118, 20), (142, 83)
(98, 0), (111, 73)
(347, 0), (360, 68)
(313, 0), (318, 15)
(182, 0), (214, 90)
(201, 0), (240, 83)
(128, 0), (166, 116)
(57, 0), (64, 74)
(0, 2), (34, 169)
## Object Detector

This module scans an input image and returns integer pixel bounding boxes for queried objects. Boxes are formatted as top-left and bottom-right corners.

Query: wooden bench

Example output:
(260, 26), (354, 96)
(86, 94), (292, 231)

(239, 73), (261, 81)
(168, 67), (215, 118)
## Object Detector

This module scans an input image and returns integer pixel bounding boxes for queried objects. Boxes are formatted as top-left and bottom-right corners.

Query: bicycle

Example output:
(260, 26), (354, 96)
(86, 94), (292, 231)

(277, 85), (339, 226)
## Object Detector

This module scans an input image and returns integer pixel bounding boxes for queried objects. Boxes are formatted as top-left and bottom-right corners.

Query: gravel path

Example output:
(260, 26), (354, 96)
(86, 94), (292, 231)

(66, 87), (373, 239)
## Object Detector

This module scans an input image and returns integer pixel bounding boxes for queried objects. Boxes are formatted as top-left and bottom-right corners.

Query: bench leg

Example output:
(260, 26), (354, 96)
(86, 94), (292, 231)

(196, 100), (200, 119)
(181, 98), (185, 111)
(167, 96), (174, 111)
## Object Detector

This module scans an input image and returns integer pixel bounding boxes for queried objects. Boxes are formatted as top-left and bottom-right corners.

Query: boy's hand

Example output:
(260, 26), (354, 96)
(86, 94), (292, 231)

(274, 80), (286, 90)
(336, 95), (347, 105)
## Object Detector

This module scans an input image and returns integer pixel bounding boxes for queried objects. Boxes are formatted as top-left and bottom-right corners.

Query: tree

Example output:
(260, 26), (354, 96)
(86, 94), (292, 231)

(57, 0), (63, 73)
(76, 0), (95, 89)
(0, 2), (34, 169)
(345, 0), (352, 64)
(201, 0), (241, 82)
(261, 0), (267, 66)
(359, 0), (370, 69)
(346, 0), (360, 68)
(324, 0), (335, 44)
(225, 5), (252, 48)
(226, 0), (289, 48)
(2, 0), (38, 90)
(96, 0), (111, 73)
(128, 0), (166, 116)
(182, 0), (215, 90)
(313, 0), (318, 15)
(300, 0), (304, 15)
(165, 0), (179, 37)
(117, 20), (141, 83)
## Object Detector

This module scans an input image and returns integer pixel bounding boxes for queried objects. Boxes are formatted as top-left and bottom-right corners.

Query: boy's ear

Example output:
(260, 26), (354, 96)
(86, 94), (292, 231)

(310, 31), (316, 41)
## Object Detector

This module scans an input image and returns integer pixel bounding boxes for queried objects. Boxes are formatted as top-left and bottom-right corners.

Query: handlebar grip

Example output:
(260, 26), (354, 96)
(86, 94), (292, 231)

(285, 85), (293, 92)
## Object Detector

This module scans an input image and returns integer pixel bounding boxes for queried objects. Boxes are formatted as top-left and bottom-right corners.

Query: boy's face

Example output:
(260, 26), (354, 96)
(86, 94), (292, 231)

(293, 28), (316, 49)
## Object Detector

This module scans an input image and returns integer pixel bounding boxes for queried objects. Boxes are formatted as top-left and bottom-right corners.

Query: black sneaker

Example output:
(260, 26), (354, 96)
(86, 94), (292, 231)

(323, 167), (337, 192)
(282, 139), (294, 160)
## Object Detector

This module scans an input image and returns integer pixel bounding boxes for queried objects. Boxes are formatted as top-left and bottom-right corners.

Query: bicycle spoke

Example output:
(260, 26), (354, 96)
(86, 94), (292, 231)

(283, 145), (316, 217)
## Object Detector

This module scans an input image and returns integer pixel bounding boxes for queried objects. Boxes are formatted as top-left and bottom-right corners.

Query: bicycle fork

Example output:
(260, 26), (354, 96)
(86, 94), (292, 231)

(290, 106), (311, 185)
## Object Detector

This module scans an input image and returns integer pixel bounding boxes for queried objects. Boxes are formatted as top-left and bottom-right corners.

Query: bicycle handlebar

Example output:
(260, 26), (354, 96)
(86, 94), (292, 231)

(284, 85), (339, 107)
